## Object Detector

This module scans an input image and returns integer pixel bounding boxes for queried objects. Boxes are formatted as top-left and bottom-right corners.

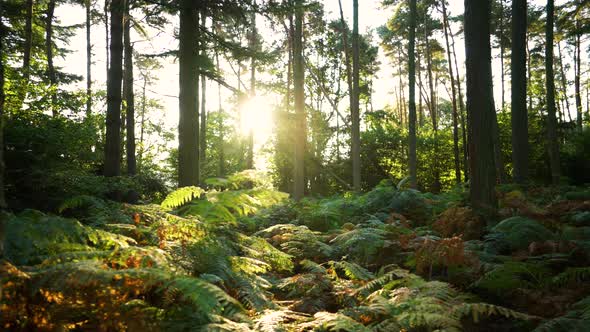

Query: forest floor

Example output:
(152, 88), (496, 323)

(2, 173), (590, 331)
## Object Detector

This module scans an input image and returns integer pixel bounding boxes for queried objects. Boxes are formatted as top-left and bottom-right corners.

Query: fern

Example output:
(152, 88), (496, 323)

(300, 312), (372, 332)
(329, 261), (374, 281)
(161, 186), (205, 209)
(453, 303), (533, 323)
(254, 309), (310, 332)
(552, 267), (590, 286)
(58, 194), (106, 213)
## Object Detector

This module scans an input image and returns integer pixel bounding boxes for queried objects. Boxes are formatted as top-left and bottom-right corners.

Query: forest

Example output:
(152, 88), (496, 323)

(0, 0), (590, 331)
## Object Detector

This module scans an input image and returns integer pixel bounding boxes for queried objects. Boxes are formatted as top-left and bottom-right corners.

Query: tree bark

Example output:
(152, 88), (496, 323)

(511, 0), (529, 184)
(556, 41), (571, 120)
(123, 0), (136, 175)
(293, 0), (305, 200)
(351, 0), (361, 192)
(86, 0), (92, 117)
(105, 0), (110, 76)
(19, 0), (34, 109)
(0, 12), (7, 209)
(464, 0), (498, 219)
(178, 0), (200, 186)
(408, 0), (417, 188)
(104, 0), (124, 177)
(247, 7), (256, 169)
(200, 12), (208, 177)
(545, 0), (560, 184)
(216, 43), (224, 177)
(46, 0), (58, 114)
(500, 0), (506, 112)
(442, 0), (461, 184)
(450, 25), (469, 180)
(574, 26), (582, 129)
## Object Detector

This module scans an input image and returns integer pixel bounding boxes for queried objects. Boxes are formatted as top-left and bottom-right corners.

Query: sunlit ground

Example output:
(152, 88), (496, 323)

(240, 95), (275, 171)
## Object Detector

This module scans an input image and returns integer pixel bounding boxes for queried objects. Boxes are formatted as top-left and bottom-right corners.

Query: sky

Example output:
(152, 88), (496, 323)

(55, 0), (585, 169)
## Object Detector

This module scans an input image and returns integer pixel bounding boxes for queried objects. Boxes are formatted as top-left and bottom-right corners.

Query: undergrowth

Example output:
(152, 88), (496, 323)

(1, 172), (589, 331)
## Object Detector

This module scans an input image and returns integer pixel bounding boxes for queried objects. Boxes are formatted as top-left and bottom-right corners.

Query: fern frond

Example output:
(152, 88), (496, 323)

(329, 261), (374, 281)
(254, 309), (310, 332)
(58, 195), (105, 213)
(300, 260), (327, 274)
(161, 186), (205, 209)
(300, 312), (372, 332)
(453, 303), (532, 323)
(553, 267), (590, 286)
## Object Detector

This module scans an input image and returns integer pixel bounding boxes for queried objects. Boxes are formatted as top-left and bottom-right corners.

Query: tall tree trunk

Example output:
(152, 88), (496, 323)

(511, 0), (529, 184)
(500, 0), (505, 112)
(527, 32), (533, 111)
(19, 0), (34, 109)
(0, 11), (7, 209)
(293, 0), (305, 200)
(424, 12), (440, 191)
(86, 0), (92, 117)
(200, 12), (207, 177)
(408, 0), (417, 188)
(351, 0), (361, 192)
(465, 0), (498, 219)
(417, 50), (424, 128)
(216, 45), (224, 177)
(123, 0), (136, 175)
(139, 76), (146, 169)
(545, 0), (560, 184)
(574, 27), (582, 129)
(442, 0), (461, 184)
(46, 0), (58, 115)
(557, 40), (572, 121)
(247, 7), (256, 169)
(105, 0), (110, 76)
(178, 0), (200, 186)
(104, 0), (124, 177)
(450, 26), (469, 180)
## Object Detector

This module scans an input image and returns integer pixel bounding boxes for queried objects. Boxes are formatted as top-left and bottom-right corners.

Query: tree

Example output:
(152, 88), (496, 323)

(511, 0), (529, 184)
(178, 0), (200, 187)
(441, 0), (461, 184)
(545, 0), (560, 184)
(123, 0), (136, 175)
(351, 0), (361, 192)
(200, 12), (208, 178)
(0, 7), (6, 209)
(45, 0), (58, 114)
(408, 0), (417, 188)
(464, 0), (497, 218)
(293, 0), (305, 200)
(104, 0), (125, 177)
(86, 0), (92, 117)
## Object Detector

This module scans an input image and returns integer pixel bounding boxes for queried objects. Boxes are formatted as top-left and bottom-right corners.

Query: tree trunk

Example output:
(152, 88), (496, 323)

(424, 12), (439, 192)
(0, 12), (7, 209)
(511, 0), (529, 184)
(123, 0), (136, 175)
(19, 0), (34, 109)
(351, 0), (361, 192)
(216, 45), (224, 177)
(200, 12), (208, 177)
(464, 0), (498, 219)
(139, 76), (146, 169)
(450, 28), (469, 181)
(86, 0), (92, 117)
(293, 0), (305, 200)
(247, 7), (256, 169)
(408, 0), (417, 188)
(574, 28), (582, 129)
(500, 0), (505, 112)
(178, 0), (200, 186)
(557, 41), (571, 121)
(46, 0), (58, 114)
(527, 32), (532, 111)
(545, 0), (560, 184)
(442, 0), (461, 184)
(104, 0), (124, 177)
(105, 0), (110, 76)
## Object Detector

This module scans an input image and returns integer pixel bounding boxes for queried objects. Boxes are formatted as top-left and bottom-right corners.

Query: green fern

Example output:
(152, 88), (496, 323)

(329, 261), (374, 281)
(553, 267), (590, 286)
(300, 312), (372, 332)
(161, 186), (205, 209)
